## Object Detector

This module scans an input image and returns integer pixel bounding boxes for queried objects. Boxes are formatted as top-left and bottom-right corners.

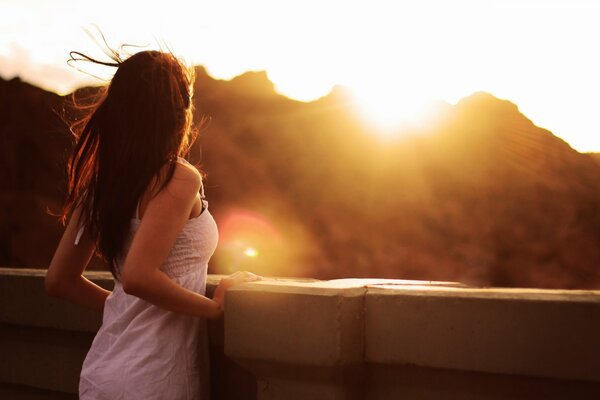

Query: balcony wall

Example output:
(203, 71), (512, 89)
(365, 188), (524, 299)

(1, 268), (599, 399)
(0, 268), (255, 400)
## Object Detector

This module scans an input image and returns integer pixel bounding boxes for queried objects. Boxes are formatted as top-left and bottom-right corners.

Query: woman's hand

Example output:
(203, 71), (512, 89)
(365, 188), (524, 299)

(119, 162), (225, 320)
(212, 271), (262, 315)
(220, 271), (262, 290)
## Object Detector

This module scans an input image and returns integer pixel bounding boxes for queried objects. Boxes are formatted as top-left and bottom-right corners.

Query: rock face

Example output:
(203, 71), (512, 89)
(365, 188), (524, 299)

(0, 77), (71, 268)
(2, 70), (600, 289)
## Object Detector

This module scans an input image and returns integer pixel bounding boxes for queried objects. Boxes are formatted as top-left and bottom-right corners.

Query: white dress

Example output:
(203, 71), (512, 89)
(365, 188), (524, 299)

(78, 184), (219, 399)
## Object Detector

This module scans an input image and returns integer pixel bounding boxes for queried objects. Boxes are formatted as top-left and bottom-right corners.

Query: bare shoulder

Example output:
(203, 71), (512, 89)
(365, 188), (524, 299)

(166, 160), (201, 198)
(174, 159), (201, 181)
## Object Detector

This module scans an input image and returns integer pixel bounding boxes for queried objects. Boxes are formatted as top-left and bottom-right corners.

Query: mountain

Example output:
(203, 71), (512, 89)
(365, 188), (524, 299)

(0, 77), (70, 267)
(2, 70), (600, 289)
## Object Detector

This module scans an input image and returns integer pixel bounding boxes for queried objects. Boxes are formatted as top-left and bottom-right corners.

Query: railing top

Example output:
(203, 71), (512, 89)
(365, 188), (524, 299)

(2, 268), (599, 302)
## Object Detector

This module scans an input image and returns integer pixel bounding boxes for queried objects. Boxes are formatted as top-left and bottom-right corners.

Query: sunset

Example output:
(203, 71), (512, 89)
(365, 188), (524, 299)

(2, 0), (600, 151)
(2, 1), (600, 399)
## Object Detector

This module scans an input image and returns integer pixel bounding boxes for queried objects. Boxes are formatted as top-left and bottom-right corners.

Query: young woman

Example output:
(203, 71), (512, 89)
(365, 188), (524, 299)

(45, 50), (260, 399)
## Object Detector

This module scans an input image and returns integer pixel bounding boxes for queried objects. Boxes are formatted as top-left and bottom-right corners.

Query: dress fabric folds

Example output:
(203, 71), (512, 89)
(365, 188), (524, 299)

(79, 190), (218, 400)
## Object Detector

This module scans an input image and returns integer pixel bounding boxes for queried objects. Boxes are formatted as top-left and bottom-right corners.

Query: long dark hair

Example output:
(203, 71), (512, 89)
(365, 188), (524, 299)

(62, 50), (197, 278)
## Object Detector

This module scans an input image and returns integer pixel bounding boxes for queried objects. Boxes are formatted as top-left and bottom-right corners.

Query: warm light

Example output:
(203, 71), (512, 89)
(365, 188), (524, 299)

(349, 85), (436, 139)
(214, 208), (312, 276)
(243, 247), (259, 258)
(2, 0), (600, 151)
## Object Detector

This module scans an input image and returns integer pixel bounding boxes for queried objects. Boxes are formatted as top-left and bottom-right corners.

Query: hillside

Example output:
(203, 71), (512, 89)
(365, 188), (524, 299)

(2, 70), (600, 289)
(0, 77), (75, 267)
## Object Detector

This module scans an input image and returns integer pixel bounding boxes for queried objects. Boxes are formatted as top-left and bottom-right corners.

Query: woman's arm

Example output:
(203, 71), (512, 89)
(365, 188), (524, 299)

(45, 206), (111, 313)
(120, 162), (259, 319)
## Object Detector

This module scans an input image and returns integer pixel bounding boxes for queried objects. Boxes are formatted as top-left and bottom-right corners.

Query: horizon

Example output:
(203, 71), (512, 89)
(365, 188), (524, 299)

(1, 0), (600, 152)
(6, 66), (597, 156)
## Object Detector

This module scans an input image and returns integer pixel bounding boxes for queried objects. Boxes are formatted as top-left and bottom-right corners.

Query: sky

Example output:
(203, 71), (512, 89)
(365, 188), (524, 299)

(1, 0), (600, 152)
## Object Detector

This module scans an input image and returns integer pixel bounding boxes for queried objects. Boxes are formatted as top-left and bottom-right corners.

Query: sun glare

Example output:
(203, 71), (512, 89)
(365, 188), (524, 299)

(215, 208), (310, 276)
(243, 247), (259, 258)
(2, 0), (600, 151)
(348, 85), (439, 139)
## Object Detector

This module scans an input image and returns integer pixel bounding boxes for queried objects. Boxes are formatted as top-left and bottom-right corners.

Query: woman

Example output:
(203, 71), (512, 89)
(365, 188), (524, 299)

(45, 49), (260, 399)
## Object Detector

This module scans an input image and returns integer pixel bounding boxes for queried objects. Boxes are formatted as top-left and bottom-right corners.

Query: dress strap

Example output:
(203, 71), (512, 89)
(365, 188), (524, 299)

(178, 157), (208, 211)
(200, 190), (208, 214)
(74, 224), (85, 245)
(177, 156), (191, 166)
(199, 181), (206, 200)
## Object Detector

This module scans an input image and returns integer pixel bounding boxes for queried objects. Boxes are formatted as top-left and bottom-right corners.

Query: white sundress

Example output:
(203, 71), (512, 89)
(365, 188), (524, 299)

(78, 181), (219, 399)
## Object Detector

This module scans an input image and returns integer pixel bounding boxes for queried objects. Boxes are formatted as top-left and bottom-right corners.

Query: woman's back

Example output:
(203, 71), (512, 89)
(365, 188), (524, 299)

(46, 49), (259, 400)
(79, 161), (219, 399)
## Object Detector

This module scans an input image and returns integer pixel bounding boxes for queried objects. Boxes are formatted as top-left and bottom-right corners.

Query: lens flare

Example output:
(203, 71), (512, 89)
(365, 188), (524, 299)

(243, 247), (259, 258)
(212, 207), (312, 277)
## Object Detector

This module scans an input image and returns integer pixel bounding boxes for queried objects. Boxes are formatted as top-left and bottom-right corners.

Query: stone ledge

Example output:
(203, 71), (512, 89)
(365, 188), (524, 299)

(223, 278), (459, 367)
(225, 282), (365, 366)
(0, 268), (223, 332)
(223, 278), (600, 388)
(0, 268), (113, 332)
(366, 284), (600, 302)
(3, 268), (600, 399)
(366, 285), (600, 382)
(0, 268), (257, 398)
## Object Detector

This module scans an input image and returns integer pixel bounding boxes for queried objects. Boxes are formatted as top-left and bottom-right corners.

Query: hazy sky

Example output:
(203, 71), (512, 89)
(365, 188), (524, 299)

(1, 0), (600, 152)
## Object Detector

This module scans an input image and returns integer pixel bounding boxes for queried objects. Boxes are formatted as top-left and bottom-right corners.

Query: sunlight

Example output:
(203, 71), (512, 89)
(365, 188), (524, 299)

(216, 209), (278, 273)
(213, 207), (315, 277)
(348, 85), (439, 139)
(267, 68), (334, 102)
(243, 247), (259, 258)
(2, 0), (600, 150)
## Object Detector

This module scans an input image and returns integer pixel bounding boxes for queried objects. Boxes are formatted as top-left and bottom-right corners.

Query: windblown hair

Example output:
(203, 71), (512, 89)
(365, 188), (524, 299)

(62, 50), (196, 279)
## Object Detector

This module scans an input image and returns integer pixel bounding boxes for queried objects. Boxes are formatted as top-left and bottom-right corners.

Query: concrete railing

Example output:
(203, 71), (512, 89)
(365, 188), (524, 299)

(0, 268), (255, 400)
(1, 268), (600, 399)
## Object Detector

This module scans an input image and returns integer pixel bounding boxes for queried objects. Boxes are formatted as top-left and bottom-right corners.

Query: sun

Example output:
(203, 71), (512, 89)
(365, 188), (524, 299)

(347, 85), (438, 140)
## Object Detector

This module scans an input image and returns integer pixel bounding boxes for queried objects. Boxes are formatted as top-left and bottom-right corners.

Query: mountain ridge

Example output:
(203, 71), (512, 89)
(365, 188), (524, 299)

(1, 71), (599, 289)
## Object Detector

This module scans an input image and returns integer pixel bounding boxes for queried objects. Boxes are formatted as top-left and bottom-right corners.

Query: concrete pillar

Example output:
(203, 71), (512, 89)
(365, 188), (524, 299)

(365, 285), (600, 399)
(224, 280), (367, 400)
